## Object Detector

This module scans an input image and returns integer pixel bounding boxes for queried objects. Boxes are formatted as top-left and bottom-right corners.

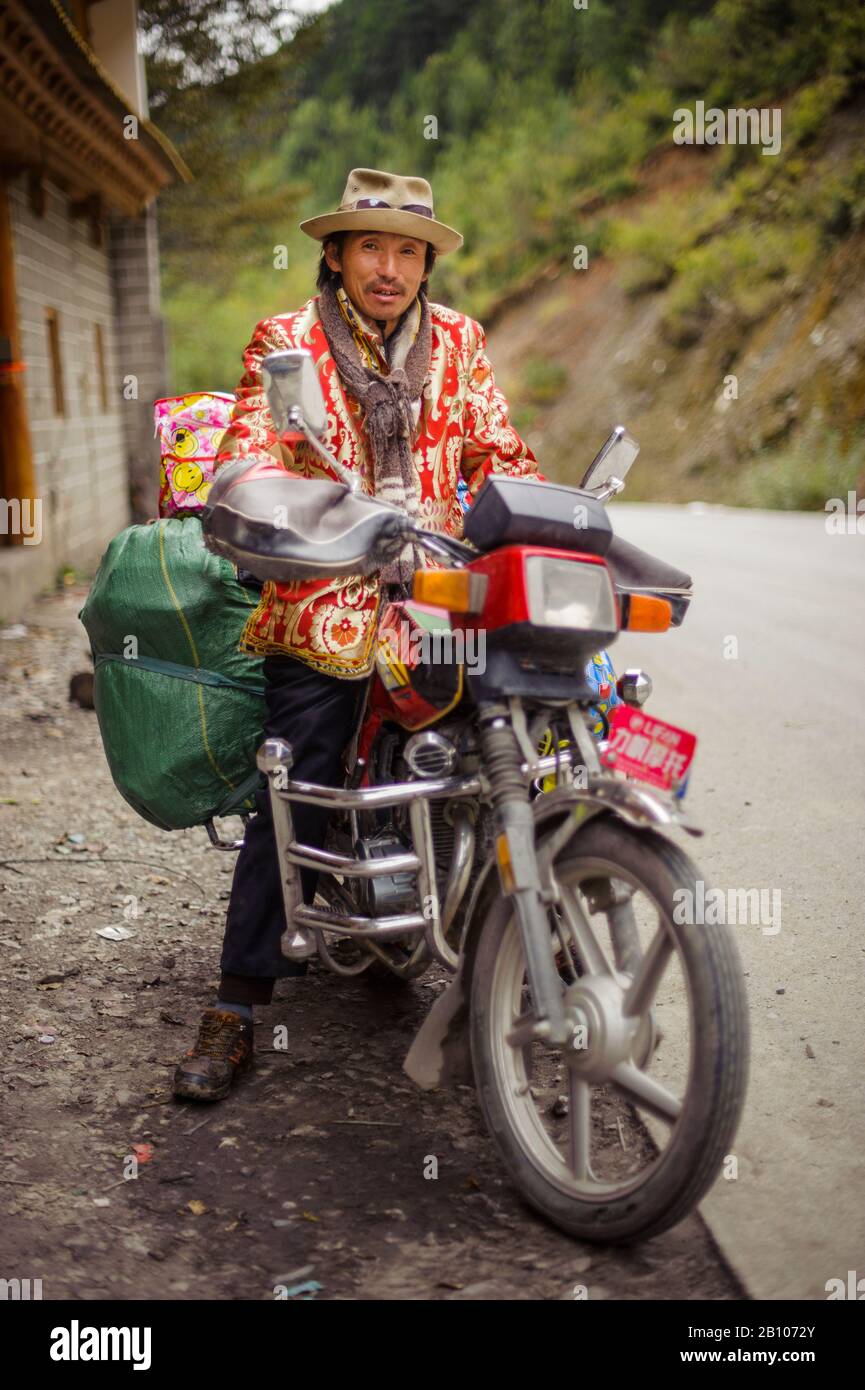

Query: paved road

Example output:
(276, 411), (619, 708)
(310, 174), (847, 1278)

(606, 501), (865, 1301)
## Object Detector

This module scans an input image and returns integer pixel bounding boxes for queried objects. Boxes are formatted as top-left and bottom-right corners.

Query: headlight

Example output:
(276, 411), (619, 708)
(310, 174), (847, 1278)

(524, 556), (617, 630)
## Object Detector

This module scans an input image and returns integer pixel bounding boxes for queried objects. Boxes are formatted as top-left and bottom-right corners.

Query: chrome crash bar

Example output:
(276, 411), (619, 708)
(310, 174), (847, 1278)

(258, 737), (483, 970)
(255, 730), (700, 974)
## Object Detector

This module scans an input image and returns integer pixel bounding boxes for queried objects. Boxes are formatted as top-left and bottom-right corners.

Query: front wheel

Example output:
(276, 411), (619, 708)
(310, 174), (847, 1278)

(470, 816), (749, 1243)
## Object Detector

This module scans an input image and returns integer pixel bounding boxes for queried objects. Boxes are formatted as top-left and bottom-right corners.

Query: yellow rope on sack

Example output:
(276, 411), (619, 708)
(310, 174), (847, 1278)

(157, 523), (237, 792)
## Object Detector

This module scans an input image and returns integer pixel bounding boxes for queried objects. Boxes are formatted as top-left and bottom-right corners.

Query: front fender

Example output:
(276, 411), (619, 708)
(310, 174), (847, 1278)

(461, 778), (700, 960)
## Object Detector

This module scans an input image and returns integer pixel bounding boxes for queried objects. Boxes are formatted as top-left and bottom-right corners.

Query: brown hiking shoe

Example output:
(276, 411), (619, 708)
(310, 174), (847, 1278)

(173, 1008), (254, 1102)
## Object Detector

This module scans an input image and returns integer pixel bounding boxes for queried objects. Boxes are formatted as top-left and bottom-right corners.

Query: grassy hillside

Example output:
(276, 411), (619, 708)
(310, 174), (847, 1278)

(153, 0), (865, 505)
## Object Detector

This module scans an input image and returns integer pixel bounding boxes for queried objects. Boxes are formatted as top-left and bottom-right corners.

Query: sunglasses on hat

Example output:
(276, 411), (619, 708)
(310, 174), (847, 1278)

(353, 197), (433, 217)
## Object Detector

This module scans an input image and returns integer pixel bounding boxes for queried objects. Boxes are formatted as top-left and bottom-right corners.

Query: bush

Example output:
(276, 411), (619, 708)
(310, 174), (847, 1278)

(521, 358), (569, 406)
(734, 429), (865, 510)
(663, 221), (820, 331)
(606, 195), (703, 295)
(786, 75), (850, 148)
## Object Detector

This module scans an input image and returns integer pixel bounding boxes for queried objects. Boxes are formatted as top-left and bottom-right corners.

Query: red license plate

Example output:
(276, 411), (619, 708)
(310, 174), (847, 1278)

(601, 707), (697, 792)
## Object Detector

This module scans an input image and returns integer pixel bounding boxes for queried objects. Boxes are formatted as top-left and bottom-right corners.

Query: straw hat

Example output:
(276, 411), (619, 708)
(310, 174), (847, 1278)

(299, 167), (463, 255)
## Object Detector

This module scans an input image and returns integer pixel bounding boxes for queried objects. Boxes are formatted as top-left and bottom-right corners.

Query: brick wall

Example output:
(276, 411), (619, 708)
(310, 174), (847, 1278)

(1, 176), (172, 621)
(7, 172), (132, 576)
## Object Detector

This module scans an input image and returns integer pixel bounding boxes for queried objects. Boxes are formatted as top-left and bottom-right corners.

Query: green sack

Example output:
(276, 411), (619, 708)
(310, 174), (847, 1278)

(79, 516), (267, 831)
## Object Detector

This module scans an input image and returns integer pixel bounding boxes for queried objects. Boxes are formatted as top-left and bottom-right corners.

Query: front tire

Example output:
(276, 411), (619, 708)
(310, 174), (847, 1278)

(470, 815), (749, 1243)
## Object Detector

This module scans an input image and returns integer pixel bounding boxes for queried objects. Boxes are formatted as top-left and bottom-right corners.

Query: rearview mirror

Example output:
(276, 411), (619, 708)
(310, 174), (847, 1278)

(262, 349), (328, 440)
(579, 425), (640, 493)
(260, 347), (362, 494)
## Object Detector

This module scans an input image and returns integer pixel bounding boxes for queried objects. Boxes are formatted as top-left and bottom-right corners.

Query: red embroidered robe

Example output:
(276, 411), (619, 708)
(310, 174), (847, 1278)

(215, 293), (544, 678)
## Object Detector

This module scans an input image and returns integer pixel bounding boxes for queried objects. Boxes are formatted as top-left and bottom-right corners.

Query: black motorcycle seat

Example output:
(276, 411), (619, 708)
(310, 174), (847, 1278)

(202, 460), (414, 582)
(604, 534), (692, 593)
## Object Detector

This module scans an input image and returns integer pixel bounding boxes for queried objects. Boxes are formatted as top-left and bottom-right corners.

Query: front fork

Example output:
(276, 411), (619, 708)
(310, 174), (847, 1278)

(478, 699), (602, 1047)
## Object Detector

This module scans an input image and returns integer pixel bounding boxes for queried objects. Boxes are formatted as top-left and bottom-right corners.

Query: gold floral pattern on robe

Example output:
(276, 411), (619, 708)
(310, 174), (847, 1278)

(215, 294), (543, 677)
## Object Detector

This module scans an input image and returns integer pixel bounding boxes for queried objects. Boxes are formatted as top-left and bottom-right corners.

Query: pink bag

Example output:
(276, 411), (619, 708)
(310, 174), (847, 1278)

(153, 392), (236, 517)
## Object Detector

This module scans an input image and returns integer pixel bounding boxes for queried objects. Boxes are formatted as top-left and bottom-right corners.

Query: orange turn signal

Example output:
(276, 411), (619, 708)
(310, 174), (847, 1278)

(624, 594), (672, 632)
(412, 569), (485, 613)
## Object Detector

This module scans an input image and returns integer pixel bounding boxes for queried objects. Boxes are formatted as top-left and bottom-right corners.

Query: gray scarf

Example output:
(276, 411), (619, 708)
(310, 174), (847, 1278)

(317, 278), (432, 592)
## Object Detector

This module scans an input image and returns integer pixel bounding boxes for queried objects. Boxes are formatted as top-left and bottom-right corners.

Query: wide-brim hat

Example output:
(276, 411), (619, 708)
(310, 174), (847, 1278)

(299, 167), (463, 256)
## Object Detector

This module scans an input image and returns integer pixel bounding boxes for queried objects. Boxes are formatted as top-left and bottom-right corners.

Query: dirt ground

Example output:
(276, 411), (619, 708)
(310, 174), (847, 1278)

(0, 584), (744, 1302)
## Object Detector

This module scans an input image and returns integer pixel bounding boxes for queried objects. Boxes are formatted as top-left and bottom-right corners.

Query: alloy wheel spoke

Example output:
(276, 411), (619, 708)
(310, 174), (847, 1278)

(568, 1073), (592, 1179)
(554, 876), (612, 976)
(611, 1061), (681, 1124)
(621, 924), (672, 1017)
(551, 914), (581, 983)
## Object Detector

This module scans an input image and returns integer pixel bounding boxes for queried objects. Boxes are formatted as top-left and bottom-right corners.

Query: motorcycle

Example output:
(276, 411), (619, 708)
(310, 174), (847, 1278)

(200, 349), (749, 1243)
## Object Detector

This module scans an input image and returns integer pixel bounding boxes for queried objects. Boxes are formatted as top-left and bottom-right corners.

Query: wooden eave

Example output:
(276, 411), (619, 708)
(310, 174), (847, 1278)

(0, 0), (191, 217)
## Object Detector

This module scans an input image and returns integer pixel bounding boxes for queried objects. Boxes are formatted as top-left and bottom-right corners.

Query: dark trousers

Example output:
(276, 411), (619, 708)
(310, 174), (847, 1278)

(219, 653), (369, 1005)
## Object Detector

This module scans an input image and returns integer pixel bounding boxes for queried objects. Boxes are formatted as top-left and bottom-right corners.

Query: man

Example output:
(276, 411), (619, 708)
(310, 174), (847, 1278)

(173, 167), (542, 1102)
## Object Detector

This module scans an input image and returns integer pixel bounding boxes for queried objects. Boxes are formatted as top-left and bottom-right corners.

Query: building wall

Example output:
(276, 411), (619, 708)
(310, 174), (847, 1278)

(7, 171), (131, 578)
(0, 173), (170, 622)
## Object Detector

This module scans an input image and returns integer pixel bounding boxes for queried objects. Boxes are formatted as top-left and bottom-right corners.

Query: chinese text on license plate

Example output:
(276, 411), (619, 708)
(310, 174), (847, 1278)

(601, 706), (697, 793)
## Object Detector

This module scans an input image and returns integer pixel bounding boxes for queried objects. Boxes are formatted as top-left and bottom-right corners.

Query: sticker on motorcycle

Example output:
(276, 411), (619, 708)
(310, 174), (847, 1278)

(601, 706), (697, 792)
